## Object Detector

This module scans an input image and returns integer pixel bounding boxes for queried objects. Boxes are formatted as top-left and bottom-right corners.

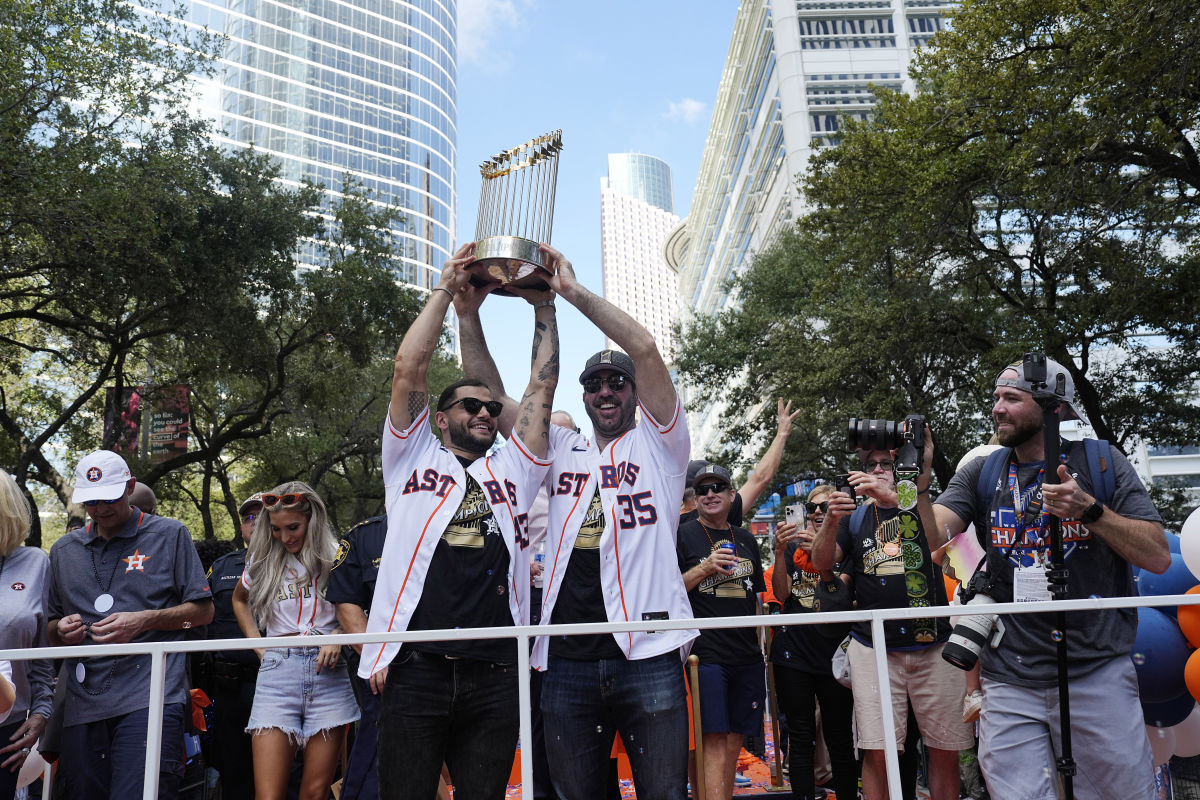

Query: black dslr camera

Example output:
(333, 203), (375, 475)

(847, 414), (926, 473)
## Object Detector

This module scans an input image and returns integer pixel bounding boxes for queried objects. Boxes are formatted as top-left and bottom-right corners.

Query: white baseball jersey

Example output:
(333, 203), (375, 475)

(533, 396), (697, 669)
(240, 554), (336, 638)
(359, 405), (549, 678)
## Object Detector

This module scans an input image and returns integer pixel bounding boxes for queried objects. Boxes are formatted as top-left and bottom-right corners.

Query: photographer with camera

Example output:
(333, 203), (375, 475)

(933, 357), (1169, 800)
(811, 418), (973, 800)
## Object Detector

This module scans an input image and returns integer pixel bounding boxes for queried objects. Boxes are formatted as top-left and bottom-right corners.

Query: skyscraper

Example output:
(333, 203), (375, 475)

(172, 0), (457, 294)
(600, 154), (682, 358)
(676, 0), (948, 450)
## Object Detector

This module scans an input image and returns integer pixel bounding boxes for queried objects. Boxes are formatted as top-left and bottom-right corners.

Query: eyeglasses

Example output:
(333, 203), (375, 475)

(864, 459), (895, 471)
(82, 497), (123, 507)
(805, 501), (830, 514)
(261, 493), (307, 509)
(695, 482), (730, 496)
(442, 397), (504, 417)
(241, 514), (257, 524)
(582, 374), (629, 394)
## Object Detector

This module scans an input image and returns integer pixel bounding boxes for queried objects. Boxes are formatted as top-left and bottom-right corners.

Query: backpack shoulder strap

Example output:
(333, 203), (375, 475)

(975, 447), (1012, 547)
(1082, 438), (1114, 506)
(850, 504), (872, 541)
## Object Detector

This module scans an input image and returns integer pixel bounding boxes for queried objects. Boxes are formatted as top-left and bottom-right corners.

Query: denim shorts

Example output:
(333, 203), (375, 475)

(246, 646), (360, 745)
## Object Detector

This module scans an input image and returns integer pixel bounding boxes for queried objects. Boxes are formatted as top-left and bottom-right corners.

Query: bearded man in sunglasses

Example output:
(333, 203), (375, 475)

(47, 449), (213, 799)
(456, 243), (696, 800)
(359, 241), (559, 800)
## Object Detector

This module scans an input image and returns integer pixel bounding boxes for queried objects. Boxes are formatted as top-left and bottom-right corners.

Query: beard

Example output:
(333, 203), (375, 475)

(996, 415), (1041, 448)
(448, 417), (496, 454)
(585, 396), (637, 440)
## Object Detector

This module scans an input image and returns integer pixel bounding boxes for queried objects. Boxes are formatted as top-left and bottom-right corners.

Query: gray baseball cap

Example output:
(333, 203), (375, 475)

(995, 358), (1089, 423)
(579, 349), (636, 385)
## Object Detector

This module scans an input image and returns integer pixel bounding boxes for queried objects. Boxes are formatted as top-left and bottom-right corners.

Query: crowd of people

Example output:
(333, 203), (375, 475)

(0, 241), (1173, 800)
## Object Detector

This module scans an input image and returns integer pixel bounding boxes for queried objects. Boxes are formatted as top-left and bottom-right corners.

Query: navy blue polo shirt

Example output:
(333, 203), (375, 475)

(48, 511), (211, 725)
(326, 515), (387, 610)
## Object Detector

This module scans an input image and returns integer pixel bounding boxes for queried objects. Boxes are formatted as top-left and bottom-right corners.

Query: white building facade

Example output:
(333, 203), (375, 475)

(601, 154), (682, 359)
(675, 0), (948, 451)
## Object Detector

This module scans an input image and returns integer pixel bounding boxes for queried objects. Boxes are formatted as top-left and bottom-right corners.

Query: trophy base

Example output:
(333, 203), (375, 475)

(468, 236), (550, 295)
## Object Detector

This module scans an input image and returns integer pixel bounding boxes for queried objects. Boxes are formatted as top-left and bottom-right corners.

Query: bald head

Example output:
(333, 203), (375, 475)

(129, 481), (157, 515)
(551, 410), (578, 432)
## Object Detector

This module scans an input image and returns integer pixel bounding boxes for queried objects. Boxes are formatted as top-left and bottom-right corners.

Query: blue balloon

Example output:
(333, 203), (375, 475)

(1133, 607), (1191, 703)
(1168, 532), (1182, 554)
(1143, 690), (1197, 728)
(1137, 553), (1200, 616)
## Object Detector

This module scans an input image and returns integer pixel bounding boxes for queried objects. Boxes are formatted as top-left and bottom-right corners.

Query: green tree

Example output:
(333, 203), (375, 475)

(678, 0), (1200, 488)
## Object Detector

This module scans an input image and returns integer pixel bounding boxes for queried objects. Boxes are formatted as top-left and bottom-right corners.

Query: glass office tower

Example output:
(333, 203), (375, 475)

(175, 0), (457, 292)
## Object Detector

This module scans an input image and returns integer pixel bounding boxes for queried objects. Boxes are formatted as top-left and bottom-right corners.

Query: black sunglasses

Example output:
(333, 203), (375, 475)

(805, 501), (830, 514)
(695, 482), (730, 496)
(582, 374), (629, 394)
(82, 497), (123, 508)
(443, 397), (503, 417)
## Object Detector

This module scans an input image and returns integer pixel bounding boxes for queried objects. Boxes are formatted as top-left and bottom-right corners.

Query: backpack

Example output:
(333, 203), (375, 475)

(972, 438), (1115, 547)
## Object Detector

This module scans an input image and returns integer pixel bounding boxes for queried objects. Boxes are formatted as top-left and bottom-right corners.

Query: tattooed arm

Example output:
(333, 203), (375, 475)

(506, 284), (559, 459)
(455, 281), (519, 438)
(390, 242), (476, 431)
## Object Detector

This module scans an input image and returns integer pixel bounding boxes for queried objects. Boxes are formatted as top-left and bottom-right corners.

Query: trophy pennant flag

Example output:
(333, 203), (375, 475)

(468, 130), (563, 294)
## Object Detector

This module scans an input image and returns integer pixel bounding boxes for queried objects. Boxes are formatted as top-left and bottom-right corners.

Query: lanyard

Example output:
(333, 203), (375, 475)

(1007, 461), (1047, 549)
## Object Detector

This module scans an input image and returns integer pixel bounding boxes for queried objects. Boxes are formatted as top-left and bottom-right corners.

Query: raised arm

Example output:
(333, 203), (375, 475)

(391, 242), (476, 431)
(454, 280), (518, 436)
(505, 286), (559, 459)
(739, 398), (800, 509)
(543, 244), (677, 424)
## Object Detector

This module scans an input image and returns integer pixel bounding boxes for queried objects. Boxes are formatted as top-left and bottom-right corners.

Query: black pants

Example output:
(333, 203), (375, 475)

(774, 665), (857, 800)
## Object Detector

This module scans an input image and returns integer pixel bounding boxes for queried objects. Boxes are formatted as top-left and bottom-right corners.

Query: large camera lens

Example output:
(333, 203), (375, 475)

(942, 595), (999, 671)
(847, 418), (902, 452)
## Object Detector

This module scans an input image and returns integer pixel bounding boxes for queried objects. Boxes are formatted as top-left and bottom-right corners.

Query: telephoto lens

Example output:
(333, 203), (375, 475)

(942, 594), (1000, 670)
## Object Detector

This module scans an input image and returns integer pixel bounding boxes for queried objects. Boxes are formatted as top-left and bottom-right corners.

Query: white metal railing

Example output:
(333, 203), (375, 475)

(3, 592), (1197, 800)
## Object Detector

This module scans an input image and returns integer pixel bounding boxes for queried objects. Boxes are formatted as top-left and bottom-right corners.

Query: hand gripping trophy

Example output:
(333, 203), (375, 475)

(468, 130), (563, 294)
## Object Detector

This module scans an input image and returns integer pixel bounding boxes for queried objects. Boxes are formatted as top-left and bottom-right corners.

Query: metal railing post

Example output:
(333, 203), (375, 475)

(518, 632), (533, 800)
(142, 647), (167, 800)
(871, 616), (904, 800)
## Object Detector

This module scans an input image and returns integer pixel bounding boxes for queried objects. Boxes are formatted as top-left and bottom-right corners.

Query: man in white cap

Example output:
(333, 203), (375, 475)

(934, 357), (1170, 800)
(47, 449), (213, 799)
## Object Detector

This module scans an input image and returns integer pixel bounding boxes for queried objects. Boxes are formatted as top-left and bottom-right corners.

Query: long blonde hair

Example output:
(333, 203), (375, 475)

(0, 469), (31, 556)
(245, 481), (336, 630)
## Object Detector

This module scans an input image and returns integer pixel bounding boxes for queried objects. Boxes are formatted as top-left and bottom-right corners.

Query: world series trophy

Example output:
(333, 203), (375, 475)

(468, 130), (563, 294)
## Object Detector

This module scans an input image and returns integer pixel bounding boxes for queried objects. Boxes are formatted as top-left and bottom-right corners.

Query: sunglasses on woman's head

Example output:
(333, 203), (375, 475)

(805, 501), (830, 514)
(443, 397), (504, 417)
(261, 493), (306, 509)
(582, 374), (629, 394)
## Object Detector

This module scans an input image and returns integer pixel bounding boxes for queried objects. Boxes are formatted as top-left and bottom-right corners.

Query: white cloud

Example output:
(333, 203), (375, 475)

(665, 98), (707, 124)
(458, 0), (526, 66)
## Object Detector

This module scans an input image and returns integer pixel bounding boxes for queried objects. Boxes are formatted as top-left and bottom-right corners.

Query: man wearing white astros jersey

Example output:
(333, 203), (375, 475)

(458, 245), (696, 800)
(360, 241), (559, 800)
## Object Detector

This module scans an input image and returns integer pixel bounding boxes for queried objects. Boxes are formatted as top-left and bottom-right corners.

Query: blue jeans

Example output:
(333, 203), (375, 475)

(59, 703), (186, 799)
(541, 653), (688, 800)
(377, 649), (518, 800)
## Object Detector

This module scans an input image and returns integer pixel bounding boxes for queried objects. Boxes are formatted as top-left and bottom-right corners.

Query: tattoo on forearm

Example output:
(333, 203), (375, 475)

(407, 391), (427, 420)
(537, 343), (560, 383)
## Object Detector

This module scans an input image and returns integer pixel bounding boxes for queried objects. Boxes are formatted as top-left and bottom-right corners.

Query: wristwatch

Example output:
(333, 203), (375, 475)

(1080, 502), (1105, 524)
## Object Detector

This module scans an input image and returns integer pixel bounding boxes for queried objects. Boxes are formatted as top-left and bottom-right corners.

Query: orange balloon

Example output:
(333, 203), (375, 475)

(1186, 649), (1200, 703)
(1179, 585), (1200, 648)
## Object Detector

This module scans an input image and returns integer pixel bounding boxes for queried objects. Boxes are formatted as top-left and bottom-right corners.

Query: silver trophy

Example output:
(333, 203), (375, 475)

(469, 130), (563, 294)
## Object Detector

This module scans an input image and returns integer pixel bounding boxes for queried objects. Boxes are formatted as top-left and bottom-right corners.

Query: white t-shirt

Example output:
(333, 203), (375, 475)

(0, 659), (12, 724)
(241, 554), (337, 638)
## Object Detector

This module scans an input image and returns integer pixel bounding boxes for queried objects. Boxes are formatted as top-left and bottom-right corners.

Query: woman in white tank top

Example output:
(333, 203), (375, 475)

(233, 481), (359, 800)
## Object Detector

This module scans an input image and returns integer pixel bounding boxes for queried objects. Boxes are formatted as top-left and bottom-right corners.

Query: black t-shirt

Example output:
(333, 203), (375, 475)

(326, 515), (387, 609)
(769, 542), (848, 674)
(837, 504), (950, 650)
(206, 549), (256, 665)
(407, 471), (514, 662)
(676, 519), (765, 665)
(680, 493), (744, 528)
(550, 489), (625, 660)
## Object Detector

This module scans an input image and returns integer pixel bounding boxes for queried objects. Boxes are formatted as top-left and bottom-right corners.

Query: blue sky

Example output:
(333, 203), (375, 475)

(453, 0), (737, 431)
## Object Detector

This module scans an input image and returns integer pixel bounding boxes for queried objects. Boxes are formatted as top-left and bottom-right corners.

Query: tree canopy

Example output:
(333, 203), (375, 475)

(677, 0), (1200, 498)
